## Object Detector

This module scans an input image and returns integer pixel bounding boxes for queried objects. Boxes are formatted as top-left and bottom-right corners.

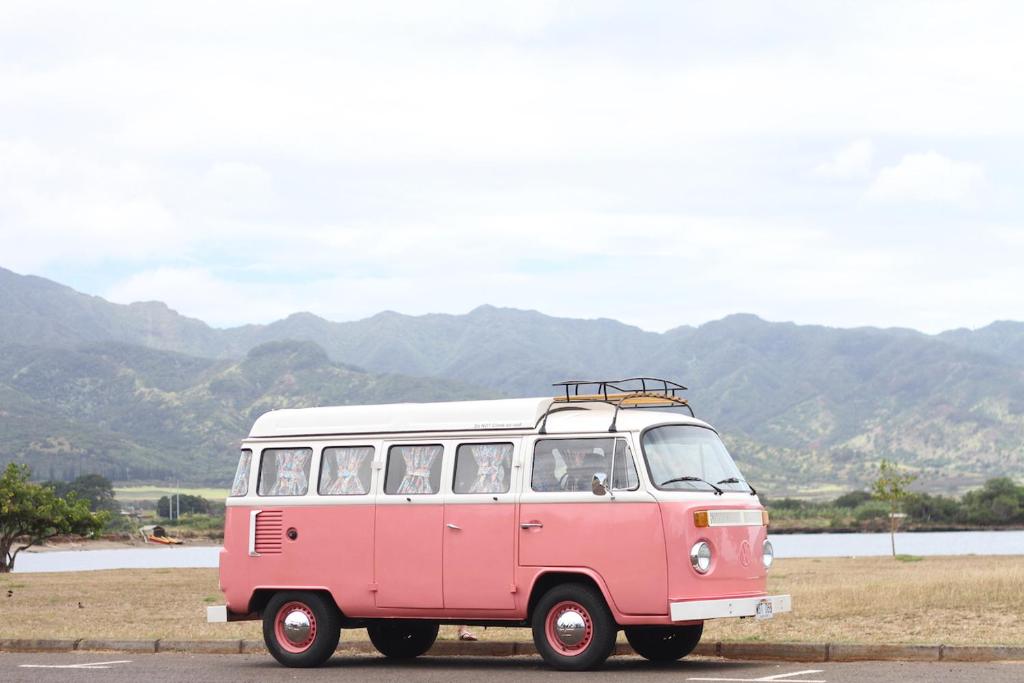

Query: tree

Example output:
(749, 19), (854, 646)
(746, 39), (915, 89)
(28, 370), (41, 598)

(157, 494), (210, 518)
(960, 477), (1024, 525)
(872, 459), (917, 557)
(46, 474), (120, 515)
(834, 490), (873, 509)
(0, 464), (108, 573)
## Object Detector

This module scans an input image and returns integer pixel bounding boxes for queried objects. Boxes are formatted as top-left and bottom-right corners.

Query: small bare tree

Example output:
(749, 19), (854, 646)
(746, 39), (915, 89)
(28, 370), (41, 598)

(872, 459), (917, 557)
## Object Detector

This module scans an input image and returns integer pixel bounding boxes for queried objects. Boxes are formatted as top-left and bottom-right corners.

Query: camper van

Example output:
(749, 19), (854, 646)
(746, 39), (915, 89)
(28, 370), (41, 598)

(209, 378), (790, 670)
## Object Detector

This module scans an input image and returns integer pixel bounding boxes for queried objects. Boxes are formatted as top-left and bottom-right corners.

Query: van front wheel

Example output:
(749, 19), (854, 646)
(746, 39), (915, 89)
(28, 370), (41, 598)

(367, 621), (439, 658)
(262, 591), (341, 668)
(624, 623), (704, 661)
(531, 583), (617, 670)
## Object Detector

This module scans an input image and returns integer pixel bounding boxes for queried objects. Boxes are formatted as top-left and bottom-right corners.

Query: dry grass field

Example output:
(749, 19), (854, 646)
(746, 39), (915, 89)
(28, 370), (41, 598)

(1, 556), (1021, 646)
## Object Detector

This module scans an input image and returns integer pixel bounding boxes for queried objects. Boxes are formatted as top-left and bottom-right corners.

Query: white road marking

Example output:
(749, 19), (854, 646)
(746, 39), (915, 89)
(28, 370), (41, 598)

(688, 670), (825, 683)
(19, 659), (133, 670)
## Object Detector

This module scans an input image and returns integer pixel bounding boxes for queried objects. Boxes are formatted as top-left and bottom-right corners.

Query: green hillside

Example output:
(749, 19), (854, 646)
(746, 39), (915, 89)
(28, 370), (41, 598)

(0, 340), (486, 485)
(1, 266), (1022, 494)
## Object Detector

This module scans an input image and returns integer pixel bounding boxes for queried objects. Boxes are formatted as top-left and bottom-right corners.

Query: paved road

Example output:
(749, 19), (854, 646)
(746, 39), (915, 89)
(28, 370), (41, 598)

(2, 652), (1021, 682)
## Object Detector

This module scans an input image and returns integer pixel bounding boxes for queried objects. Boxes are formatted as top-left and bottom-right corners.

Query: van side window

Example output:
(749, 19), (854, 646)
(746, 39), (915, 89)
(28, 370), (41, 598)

(230, 449), (252, 497)
(453, 443), (513, 494)
(385, 445), (443, 495)
(258, 448), (313, 496)
(611, 438), (640, 491)
(532, 438), (613, 492)
(319, 446), (374, 495)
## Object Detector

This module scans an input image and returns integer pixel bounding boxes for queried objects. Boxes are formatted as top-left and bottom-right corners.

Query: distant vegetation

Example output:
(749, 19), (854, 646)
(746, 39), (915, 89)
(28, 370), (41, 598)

(765, 477), (1024, 531)
(156, 493), (212, 517)
(2, 266), (1024, 494)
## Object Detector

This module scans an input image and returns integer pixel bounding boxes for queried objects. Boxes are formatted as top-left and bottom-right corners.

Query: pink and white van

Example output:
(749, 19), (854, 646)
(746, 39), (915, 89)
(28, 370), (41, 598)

(209, 378), (790, 670)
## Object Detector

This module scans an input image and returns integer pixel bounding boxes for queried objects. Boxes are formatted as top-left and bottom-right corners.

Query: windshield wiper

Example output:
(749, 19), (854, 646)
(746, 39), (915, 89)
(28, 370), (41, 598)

(717, 477), (757, 496)
(659, 476), (723, 495)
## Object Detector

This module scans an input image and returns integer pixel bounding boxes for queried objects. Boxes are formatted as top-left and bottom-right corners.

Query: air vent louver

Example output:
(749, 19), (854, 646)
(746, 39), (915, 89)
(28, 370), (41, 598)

(254, 510), (283, 554)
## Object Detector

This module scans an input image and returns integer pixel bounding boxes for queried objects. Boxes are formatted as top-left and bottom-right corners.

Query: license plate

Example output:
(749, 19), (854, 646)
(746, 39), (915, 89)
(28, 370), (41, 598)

(755, 599), (773, 620)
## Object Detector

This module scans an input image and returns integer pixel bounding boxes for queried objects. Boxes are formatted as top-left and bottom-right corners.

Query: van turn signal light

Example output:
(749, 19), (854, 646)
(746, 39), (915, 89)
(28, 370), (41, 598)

(762, 510), (770, 526)
(693, 510), (709, 528)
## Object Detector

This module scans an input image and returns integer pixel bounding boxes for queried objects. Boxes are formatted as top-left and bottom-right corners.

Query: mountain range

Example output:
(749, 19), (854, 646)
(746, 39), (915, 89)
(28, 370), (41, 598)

(1, 266), (1022, 495)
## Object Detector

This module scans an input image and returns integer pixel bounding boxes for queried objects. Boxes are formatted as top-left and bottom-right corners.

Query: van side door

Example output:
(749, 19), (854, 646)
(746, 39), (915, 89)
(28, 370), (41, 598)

(374, 442), (446, 608)
(442, 439), (519, 610)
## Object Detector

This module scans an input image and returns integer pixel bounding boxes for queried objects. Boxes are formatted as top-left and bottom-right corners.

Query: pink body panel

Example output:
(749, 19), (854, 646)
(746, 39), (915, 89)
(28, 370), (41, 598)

(220, 505), (376, 615)
(518, 502), (668, 615)
(659, 501), (768, 600)
(374, 504), (444, 608)
(442, 503), (517, 610)
(220, 499), (769, 623)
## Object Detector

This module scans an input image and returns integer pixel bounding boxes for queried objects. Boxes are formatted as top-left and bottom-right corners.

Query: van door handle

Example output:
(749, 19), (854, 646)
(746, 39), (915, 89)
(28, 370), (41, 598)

(520, 522), (543, 529)
(446, 523), (462, 530)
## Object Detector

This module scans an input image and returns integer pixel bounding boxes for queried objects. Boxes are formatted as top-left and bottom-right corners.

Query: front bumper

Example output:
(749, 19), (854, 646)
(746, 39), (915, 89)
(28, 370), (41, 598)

(669, 594), (792, 622)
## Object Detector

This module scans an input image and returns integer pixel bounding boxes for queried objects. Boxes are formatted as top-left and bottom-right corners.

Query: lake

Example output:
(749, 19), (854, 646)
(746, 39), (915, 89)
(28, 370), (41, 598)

(14, 529), (1024, 573)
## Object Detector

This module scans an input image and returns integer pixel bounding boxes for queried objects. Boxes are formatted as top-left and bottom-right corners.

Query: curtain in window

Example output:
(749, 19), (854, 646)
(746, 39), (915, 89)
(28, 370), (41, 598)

(397, 445), (441, 494)
(231, 451), (251, 496)
(468, 444), (512, 494)
(324, 447), (372, 495)
(269, 449), (311, 496)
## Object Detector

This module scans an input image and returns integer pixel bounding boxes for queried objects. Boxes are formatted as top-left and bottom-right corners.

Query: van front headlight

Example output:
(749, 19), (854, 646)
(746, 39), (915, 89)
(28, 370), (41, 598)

(690, 541), (712, 574)
(763, 539), (774, 569)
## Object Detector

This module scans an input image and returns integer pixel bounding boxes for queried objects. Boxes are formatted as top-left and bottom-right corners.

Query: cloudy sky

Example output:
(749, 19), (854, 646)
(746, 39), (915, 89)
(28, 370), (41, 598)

(1, 1), (1022, 333)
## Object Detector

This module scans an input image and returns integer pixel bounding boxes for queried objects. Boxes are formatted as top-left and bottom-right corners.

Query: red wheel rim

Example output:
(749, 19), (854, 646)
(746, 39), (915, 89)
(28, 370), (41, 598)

(544, 600), (593, 656)
(274, 601), (317, 653)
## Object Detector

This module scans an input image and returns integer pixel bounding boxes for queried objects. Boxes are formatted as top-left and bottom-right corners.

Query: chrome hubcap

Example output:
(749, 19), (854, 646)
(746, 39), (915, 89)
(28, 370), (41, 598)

(553, 610), (587, 647)
(282, 609), (312, 645)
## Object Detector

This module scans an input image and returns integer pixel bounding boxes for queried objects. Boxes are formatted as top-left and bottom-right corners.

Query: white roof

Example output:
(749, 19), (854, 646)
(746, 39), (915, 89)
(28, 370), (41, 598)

(248, 397), (711, 438)
(249, 398), (554, 437)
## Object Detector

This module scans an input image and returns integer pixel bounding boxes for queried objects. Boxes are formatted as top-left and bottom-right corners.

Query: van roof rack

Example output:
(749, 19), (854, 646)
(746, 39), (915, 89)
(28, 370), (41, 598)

(540, 377), (694, 434)
(553, 377), (688, 401)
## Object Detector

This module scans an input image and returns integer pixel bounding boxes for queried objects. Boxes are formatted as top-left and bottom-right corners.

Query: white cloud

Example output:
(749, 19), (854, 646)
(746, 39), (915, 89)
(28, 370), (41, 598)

(814, 139), (874, 179)
(2, 2), (1024, 334)
(865, 152), (985, 204)
(0, 139), (181, 269)
(202, 162), (277, 214)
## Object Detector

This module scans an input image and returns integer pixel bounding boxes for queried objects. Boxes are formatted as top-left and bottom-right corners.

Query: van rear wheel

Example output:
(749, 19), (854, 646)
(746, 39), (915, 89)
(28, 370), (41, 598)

(262, 591), (341, 668)
(624, 623), (704, 662)
(531, 582), (617, 671)
(367, 621), (439, 659)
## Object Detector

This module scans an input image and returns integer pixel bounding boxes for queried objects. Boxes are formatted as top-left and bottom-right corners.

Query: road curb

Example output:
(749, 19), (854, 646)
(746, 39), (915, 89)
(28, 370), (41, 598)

(719, 641), (829, 662)
(941, 645), (1024, 662)
(0, 639), (79, 653)
(1, 639), (1022, 662)
(157, 640), (244, 654)
(828, 643), (940, 662)
(78, 639), (158, 653)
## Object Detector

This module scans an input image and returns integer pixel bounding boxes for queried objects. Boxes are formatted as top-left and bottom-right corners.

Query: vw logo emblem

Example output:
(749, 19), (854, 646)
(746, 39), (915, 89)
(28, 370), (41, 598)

(739, 540), (752, 567)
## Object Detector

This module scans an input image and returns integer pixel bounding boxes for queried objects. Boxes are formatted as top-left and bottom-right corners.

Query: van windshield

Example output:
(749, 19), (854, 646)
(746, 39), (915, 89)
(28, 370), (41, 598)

(642, 425), (749, 492)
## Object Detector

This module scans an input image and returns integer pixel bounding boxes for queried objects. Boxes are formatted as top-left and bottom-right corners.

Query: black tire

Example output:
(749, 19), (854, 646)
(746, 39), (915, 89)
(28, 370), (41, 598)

(624, 623), (704, 662)
(262, 591), (341, 668)
(531, 582), (617, 671)
(367, 621), (439, 659)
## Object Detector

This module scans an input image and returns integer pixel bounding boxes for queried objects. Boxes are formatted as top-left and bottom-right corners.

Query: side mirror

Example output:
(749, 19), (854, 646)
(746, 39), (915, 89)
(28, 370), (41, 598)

(591, 472), (608, 496)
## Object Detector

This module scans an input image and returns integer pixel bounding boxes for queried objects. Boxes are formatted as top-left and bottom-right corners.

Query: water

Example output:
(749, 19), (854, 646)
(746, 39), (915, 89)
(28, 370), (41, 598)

(16, 546), (221, 573)
(770, 529), (1024, 558)
(13, 530), (1024, 573)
